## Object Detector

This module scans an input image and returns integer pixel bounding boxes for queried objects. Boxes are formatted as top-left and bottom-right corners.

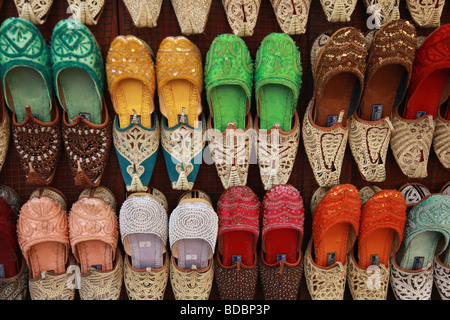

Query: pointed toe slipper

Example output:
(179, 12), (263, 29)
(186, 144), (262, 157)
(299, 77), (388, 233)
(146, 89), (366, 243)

(123, 0), (164, 28)
(270, 0), (312, 35)
(222, 0), (261, 37)
(67, 0), (106, 25)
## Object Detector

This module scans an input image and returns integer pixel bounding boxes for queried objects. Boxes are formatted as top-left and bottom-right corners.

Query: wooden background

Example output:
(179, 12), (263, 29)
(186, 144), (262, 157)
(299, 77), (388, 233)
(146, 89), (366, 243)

(0, 0), (448, 300)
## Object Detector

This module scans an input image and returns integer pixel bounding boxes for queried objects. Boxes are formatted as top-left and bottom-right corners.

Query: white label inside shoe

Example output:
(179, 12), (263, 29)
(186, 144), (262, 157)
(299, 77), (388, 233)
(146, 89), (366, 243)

(416, 111), (427, 119)
(277, 254), (287, 262)
(0, 264), (4, 278)
(186, 254), (197, 261)
(131, 114), (141, 124)
(139, 241), (152, 248)
(178, 107), (188, 124)
(79, 112), (91, 122)
(326, 252), (336, 266)
(232, 255), (241, 265)
(413, 256), (424, 270)
(371, 104), (383, 121)
(370, 254), (380, 266)
(327, 115), (337, 127)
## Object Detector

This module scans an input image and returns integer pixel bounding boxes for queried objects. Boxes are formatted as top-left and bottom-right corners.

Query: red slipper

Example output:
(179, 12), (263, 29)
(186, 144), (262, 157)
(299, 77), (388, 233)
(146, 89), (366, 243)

(0, 186), (21, 279)
(404, 24), (450, 120)
(261, 184), (304, 265)
(216, 186), (260, 267)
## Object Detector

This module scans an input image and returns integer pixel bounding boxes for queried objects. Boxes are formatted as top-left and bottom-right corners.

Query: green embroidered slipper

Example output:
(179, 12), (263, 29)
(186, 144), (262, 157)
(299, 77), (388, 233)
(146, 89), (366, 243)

(255, 33), (302, 132)
(205, 34), (253, 133)
(0, 17), (53, 123)
(400, 194), (450, 271)
(50, 19), (104, 125)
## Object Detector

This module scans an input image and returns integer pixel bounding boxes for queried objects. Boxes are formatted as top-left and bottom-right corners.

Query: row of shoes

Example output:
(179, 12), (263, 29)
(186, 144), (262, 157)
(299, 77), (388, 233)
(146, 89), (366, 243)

(14, 0), (447, 35)
(0, 180), (448, 300)
(306, 181), (450, 300)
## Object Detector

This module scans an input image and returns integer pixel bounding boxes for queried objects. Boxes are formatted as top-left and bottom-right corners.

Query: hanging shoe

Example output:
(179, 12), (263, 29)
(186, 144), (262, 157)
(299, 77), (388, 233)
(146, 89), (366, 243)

(320, 0), (357, 22)
(122, 0), (164, 28)
(406, 0), (445, 28)
(349, 20), (417, 183)
(255, 33), (302, 190)
(222, 0), (261, 37)
(14, 0), (53, 25)
(270, 0), (312, 35)
(67, 0), (106, 25)
(303, 28), (367, 187)
(0, 17), (61, 186)
(171, 0), (212, 35)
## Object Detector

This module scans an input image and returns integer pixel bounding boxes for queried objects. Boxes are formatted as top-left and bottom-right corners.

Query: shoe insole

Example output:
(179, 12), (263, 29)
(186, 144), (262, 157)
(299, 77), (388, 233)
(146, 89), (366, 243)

(176, 239), (210, 270)
(221, 230), (254, 266)
(77, 240), (113, 274)
(5, 66), (51, 123)
(404, 69), (450, 120)
(28, 241), (66, 279)
(113, 79), (153, 129)
(315, 222), (350, 267)
(358, 228), (395, 269)
(264, 229), (298, 264)
(258, 84), (293, 131)
(127, 233), (163, 269)
(400, 231), (441, 270)
(210, 85), (247, 132)
(315, 73), (358, 127)
(360, 65), (406, 121)
(161, 79), (199, 128)
(0, 238), (17, 278)
(58, 68), (102, 125)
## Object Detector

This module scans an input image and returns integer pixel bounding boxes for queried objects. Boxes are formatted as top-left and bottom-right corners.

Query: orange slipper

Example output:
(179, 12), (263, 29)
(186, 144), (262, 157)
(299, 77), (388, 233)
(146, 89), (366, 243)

(312, 184), (361, 267)
(357, 189), (407, 269)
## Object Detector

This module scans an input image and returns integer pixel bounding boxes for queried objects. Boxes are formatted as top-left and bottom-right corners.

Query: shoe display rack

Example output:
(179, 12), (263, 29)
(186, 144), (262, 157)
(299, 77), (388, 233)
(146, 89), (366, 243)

(0, 0), (448, 301)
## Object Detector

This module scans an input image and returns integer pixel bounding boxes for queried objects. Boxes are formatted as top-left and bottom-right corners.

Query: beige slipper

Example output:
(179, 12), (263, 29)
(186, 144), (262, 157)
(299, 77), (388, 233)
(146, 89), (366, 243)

(67, 0), (106, 25)
(270, 0), (312, 35)
(122, 0), (164, 28)
(14, 0), (53, 25)
(222, 0), (261, 37)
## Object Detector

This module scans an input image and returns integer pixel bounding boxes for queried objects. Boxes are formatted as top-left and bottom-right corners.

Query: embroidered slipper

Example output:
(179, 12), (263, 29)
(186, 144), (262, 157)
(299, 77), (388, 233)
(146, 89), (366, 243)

(303, 28), (367, 187)
(69, 186), (122, 300)
(0, 17), (54, 124)
(17, 187), (77, 300)
(171, 0), (212, 35)
(433, 103), (450, 171)
(403, 24), (450, 121)
(52, 20), (111, 188)
(120, 188), (169, 300)
(349, 20), (417, 183)
(358, 184), (381, 205)
(406, 0), (445, 28)
(441, 181), (450, 195)
(260, 184), (305, 300)
(398, 182), (431, 207)
(434, 248), (450, 300)
(51, 19), (105, 126)
(320, 0), (357, 22)
(157, 36), (205, 190)
(169, 190), (218, 300)
(107, 35), (159, 192)
(67, 0), (106, 25)
(270, 0), (312, 35)
(215, 186), (260, 300)
(0, 185), (26, 300)
(347, 189), (407, 300)
(205, 34), (254, 189)
(363, 0), (400, 28)
(222, 0), (261, 37)
(390, 193), (450, 300)
(123, 0), (163, 28)
(255, 33), (302, 190)
(0, 91), (10, 175)
(14, 0), (53, 25)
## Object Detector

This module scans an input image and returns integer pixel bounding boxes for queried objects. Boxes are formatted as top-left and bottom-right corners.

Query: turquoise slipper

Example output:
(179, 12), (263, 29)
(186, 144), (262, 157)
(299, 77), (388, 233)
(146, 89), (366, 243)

(50, 19), (104, 125)
(0, 17), (53, 123)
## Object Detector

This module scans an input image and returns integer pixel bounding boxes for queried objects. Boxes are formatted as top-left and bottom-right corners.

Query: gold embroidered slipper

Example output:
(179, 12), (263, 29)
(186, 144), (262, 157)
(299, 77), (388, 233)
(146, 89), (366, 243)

(303, 28), (367, 187)
(14, 0), (53, 25)
(349, 20), (417, 183)
(270, 0), (312, 35)
(107, 35), (159, 193)
(222, 0), (261, 37)
(67, 0), (106, 25)
(123, 0), (164, 28)
(171, 0), (212, 35)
